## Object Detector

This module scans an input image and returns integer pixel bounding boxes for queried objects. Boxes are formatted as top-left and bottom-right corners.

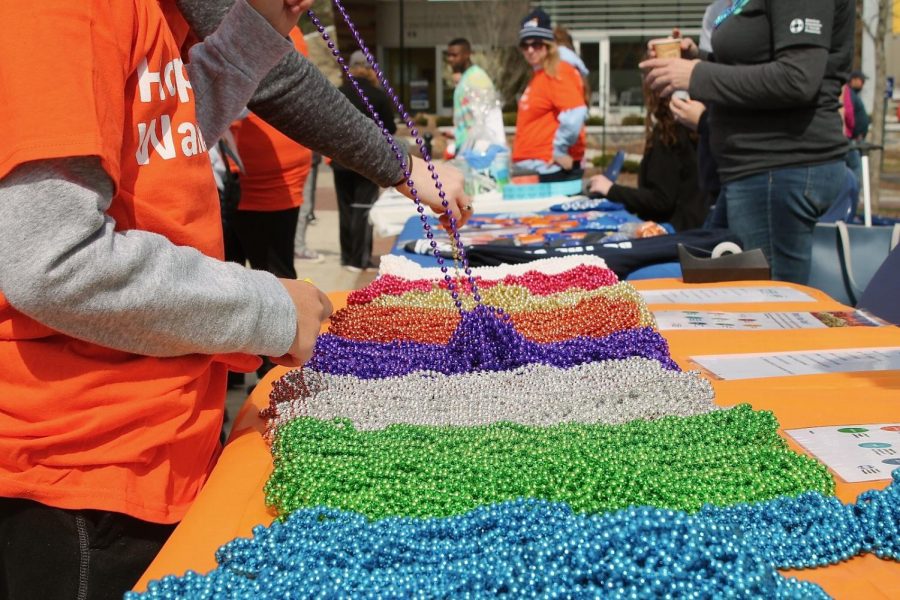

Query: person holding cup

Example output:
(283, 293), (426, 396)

(640, 1), (854, 284)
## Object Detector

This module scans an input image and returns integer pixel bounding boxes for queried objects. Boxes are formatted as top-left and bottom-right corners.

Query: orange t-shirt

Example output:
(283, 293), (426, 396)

(235, 29), (312, 212)
(512, 60), (586, 164)
(0, 1), (247, 523)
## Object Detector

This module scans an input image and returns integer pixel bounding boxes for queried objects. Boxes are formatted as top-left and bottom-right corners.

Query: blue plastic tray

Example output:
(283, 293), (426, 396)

(502, 178), (583, 200)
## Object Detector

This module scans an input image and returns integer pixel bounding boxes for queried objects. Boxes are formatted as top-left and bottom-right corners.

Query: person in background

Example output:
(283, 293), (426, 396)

(641, 0), (853, 283)
(841, 83), (861, 185)
(445, 37), (503, 155)
(512, 8), (587, 177)
(669, 95), (723, 229)
(848, 70), (870, 141)
(679, 0), (728, 227)
(553, 25), (591, 106)
(209, 130), (251, 391)
(177, 0), (472, 234)
(209, 127), (246, 269)
(845, 70), (870, 187)
(294, 152), (322, 261)
(589, 72), (707, 231)
(333, 51), (397, 272)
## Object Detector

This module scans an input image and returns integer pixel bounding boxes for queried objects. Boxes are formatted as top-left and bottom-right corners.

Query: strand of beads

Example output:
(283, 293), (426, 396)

(346, 265), (619, 305)
(699, 490), (865, 569)
(378, 254), (610, 279)
(370, 281), (654, 323)
(328, 294), (643, 344)
(327, 304), (459, 344)
(264, 405), (833, 519)
(130, 471), (900, 600)
(309, 314), (676, 379)
(698, 469), (900, 568)
(130, 499), (832, 600)
(308, 8), (477, 309)
(264, 358), (716, 436)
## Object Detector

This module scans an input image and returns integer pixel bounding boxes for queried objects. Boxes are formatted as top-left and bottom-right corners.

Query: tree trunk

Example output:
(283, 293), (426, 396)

(457, 0), (532, 110)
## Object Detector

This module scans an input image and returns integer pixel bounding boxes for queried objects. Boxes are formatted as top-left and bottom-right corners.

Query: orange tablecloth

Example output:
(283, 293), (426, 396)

(136, 280), (900, 598)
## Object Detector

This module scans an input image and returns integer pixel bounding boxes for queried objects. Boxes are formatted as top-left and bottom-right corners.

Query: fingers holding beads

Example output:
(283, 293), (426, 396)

(400, 156), (472, 230)
(273, 278), (334, 367)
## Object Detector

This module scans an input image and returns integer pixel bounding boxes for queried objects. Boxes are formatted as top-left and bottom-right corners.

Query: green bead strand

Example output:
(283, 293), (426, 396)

(265, 404), (833, 520)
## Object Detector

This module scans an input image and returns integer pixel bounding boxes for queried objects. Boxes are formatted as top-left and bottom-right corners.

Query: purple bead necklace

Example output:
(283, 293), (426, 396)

(307, 4), (481, 311)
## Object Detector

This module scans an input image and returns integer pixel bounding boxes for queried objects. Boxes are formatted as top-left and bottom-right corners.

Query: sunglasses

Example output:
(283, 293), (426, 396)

(519, 40), (546, 51)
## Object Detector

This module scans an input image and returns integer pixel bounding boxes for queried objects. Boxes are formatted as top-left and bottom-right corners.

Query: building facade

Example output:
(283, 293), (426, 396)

(333, 0), (707, 123)
(331, 0), (898, 124)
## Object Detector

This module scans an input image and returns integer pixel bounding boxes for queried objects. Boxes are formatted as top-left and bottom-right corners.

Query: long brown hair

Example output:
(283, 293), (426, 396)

(642, 74), (695, 149)
(540, 41), (561, 79)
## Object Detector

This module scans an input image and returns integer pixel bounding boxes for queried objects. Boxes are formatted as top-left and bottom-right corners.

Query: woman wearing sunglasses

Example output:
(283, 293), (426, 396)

(511, 8), (587, 178)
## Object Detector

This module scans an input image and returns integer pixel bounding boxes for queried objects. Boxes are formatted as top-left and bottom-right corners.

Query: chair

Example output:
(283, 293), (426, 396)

(856, 245), (900, 325)
(817, 166), (858, 224)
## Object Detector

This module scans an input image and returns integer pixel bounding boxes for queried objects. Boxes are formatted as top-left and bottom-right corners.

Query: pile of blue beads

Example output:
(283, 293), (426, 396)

(130, 470), (900, 599)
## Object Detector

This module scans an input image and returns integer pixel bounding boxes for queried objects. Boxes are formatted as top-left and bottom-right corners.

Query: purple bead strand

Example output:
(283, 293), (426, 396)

(310, 4), (481, 308)
(308, 305), (678, 379)
(306, 10), (463, 309)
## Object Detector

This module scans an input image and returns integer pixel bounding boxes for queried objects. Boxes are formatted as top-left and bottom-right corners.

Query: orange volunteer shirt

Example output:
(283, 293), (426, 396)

(0, 1), (247, 523)
(235, 29), (313, 212)
(512, 60), (586, 165)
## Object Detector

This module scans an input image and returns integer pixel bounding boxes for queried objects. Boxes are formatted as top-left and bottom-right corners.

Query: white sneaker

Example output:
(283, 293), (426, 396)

(343, 264), (364, 273)
(295, 248), (324, 263)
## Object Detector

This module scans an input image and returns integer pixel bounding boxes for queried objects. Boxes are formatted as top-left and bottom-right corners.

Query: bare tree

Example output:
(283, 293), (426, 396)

(455, 0), (532, 111)
(857, 0), (891, 210)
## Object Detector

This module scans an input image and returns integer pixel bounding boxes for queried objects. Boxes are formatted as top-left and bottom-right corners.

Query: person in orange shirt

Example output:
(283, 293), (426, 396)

(512, 8), (587, 178)
(0, 1), (468, 597)
(0, 2), (325, 596)
(233, 30), (318, 283)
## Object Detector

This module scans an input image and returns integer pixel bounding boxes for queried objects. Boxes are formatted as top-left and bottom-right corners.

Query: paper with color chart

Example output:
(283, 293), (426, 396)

(785, 424), (900, 482)
(639, 286), (815, 304)
(654, 310), (884, 331)
(690, 347), (900, 380)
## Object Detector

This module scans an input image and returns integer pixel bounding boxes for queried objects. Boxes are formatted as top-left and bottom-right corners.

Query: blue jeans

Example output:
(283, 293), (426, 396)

(845, 148), (862, 190)
(722, 161), (847, 283)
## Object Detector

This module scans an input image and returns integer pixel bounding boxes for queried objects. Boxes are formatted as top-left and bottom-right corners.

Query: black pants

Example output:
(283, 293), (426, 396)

(333, 167), (378, 269)
(0, 498), (175, 600)
(230, 206), (300, 279)
(222, 213), (246, 267)
(230, 206), (299, 379)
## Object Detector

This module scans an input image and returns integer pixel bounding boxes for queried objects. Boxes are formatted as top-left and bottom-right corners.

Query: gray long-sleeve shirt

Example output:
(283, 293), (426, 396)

(0, 1), (300, 357)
